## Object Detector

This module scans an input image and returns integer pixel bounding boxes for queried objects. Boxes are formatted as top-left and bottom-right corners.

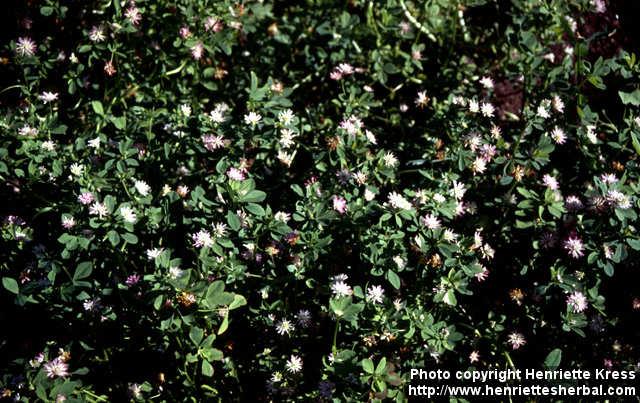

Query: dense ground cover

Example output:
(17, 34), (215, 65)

(1, 0), (640, 401)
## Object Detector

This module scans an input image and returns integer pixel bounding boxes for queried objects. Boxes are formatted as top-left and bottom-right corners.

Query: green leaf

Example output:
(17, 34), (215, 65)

(189, 326), (204, 346)
(544, 348), (562, 369)
(386, 270), (400, 289)
(443, 289), (457, 306)
(226, 211), (241, 231)
(245, 203), (265, 216)
(229, 294), (247, 310)
(362, 358), (374, 374)
(73, 262), (93, 281)
(205, 281), (234, 307)
(40, 6), (54, 16)
(240, 190), (266, 203)
(201, 360), (214, 377)
(122, 232), (138, 244)
(111, 116), (127, 130)
(627, 238), (640, 251)
(375, 357), (387, 375)
(631, 132), (640, 155)
(2, 277), (19, 294)
(217, 314), (229, 335)
(91, 101), (104, 116)
(618, 89), (640, 106)
(107, 230), (120, 247)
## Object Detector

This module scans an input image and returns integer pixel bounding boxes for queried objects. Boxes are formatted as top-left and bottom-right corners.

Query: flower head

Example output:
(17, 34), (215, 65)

(285, 355), (303, 373)
(507, 332), (526, 350)
(120, 206), (137, 223)
(227, 167), (246, 181)
(202, 134), (225, 151)
(191, 42), (204, 60)
(366, 285), (385, 304)
(244, 111), (262, 126)
(550, 127), (566, 144)
(125, 7), (142, 25)
(16, 37), (37, 57)
(332, 195), (347, 214)
(39, 92), (59, 103)
(275, 319), (295, 336)
(295, 310), (311, 327)
(44, 358), (69, 378)
(89, 202), (109, 218)
(89, 26), (106, 42)
(387, 192), (412, 210)
(567, 291), (588, 313)
(331, 281), (353, 297)
(192, 230), (214, 248)
(134, 180), (151, 196)
(563, 236), (584, 258)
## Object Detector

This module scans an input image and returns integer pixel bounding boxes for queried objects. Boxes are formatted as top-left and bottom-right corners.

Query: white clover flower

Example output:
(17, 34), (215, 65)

(278, 128), (298, 148)
(507, 332), (526, 350)
(331, 281), (353, 297)
(277, 150), (295, 167)
(352, 171), (367, 185)
(19, 125), (38, 136)
(192, 230), (214, 248)
(134, 180), (151, 196)
(179, 104), (192, 117)
(471, 157), (487, 174)
(169, 266), (184, 279)
(89, 26), (106, 42)
(39, 91), (59, 103)
(275, 319), (295, 336)
(89, 202), (109, 218)
(41, 140), (56, 151)
(393, 255), (405, 269)
(366, 285), (385, 304)
(146, 248), (164, 259)
(274, 211), (290, 223)
(365, 129), (377, 144)
(387, 192), (412, 210)
(213, 222), (228, 237)
(364, 188), (375, 201)
(271, 371), (283, 383)
(433, 193), (446, 203)
(468, 99), (480, 113)
(44, 358), (69, 378)
(382, 152), (398, 168)
(550, 126), (566, 144)
(585, 125), (598, 144)
(61, 216), (76, 229)
(443, 228), (458, 242)
(479, 76), (494, 89)
(190, 42), (204, 60)
(16, 37), (37, 57)
(552, 95), (565, 113)
(536, 103), (550, 119)
(415, 90), (429, 107)
(285, 355), (303, 373)
(120, 206), (137, 223)
(542, 174), (559, 190)
(244, 111), (262, 126)
(209, 105), (227, 123)
(450, 180), (466, 200)
(70, 163), (84, 176)
(567, 291), (588, 313)
(480, 102), (495, 117)
(421, 213), (441, 230)
(88, 137), (101, 149)
(278, 109), (295, 125)
(564, 236), (585, 258)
